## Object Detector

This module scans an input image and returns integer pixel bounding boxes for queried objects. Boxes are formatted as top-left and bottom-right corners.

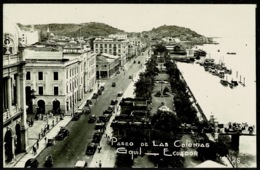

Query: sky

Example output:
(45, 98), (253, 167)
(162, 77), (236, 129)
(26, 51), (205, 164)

(3, 4), (256, 37)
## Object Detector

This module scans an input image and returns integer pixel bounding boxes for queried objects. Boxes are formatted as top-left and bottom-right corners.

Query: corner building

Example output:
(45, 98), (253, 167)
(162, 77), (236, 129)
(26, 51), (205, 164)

(3, 16), (29, 166)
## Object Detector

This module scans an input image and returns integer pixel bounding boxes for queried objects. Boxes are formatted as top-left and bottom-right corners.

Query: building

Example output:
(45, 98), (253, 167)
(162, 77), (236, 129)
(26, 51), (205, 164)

(3, 16), (28, 166)
(96, 53), (120, 79)
(93, 37), (129, 67)
(23, 44), (96, 115)
(21, 25), (39, 45)
(109, 33), (127, 40)
(162, 37), (181, 44)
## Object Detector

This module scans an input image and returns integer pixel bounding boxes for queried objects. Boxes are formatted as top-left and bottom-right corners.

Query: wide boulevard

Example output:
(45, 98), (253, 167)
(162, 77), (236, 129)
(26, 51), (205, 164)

(35, 49), (149, 167)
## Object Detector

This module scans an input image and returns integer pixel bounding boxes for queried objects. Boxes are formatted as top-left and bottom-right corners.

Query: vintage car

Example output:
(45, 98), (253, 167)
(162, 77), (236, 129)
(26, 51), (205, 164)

(55, 127), (69, 140)
(86, 143), (97, 155)
(88, 115), (97, 123)
(24, 158), (39, 168)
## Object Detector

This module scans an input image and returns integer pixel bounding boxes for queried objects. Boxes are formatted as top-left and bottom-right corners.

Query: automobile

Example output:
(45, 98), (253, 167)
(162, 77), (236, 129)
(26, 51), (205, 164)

(24, 158), (39, 168)
(92, 93), (98, 99)
(110, 99), (118, 105)
(112, 82), (116, 87)
(47, 138), (56, 146)
(88, 115), (97, 123)
(99, 114), (111, 123)
(92, 132), (103, 143)
(81, 106), (91, 115)
(95, 121), (105, 130)
(74, 160), (87, 168)
(85, 100), (92, 106)
(72, 112), (81, 121)
(86, 143), (97, 155)
(103, 109), (113, 115)
(97, 89), (102, 95)
(55, 127), (69, 140)
(108, 105), (115, 112)
(100, 86), (105, 91)
(117, 91), (123, 97)
(44, 155), (53, 167)
(75, 109), (83, 116)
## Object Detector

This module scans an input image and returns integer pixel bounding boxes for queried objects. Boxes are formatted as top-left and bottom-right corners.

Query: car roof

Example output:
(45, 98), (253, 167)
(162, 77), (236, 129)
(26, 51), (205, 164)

(74, 160), (86, 167)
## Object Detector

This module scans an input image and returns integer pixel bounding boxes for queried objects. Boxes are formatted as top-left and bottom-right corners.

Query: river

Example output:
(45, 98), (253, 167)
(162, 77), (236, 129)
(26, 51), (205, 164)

(176, 36), (256, 166)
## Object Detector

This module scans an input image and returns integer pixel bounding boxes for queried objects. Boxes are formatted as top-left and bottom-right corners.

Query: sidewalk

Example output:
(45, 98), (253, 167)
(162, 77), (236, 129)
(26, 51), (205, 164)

(6, 85), (98, 168)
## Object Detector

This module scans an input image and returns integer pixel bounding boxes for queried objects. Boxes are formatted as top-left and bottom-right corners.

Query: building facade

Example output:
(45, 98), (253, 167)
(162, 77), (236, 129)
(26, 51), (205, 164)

(3, 16), (28, 166)
(21, 25), (39, 45)
(23, 45), (96, 115)
(93, 37), (129, 67)
(96, 53), (120, 79)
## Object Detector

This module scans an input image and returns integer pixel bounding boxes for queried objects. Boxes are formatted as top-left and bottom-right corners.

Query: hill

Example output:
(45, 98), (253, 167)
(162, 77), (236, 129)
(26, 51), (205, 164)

(142, 25), (212, 44)
(18, 22), (125, 38)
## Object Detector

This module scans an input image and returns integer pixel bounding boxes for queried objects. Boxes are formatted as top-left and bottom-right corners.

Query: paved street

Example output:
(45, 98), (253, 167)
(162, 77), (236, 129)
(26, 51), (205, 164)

(34, 50), (149, 167)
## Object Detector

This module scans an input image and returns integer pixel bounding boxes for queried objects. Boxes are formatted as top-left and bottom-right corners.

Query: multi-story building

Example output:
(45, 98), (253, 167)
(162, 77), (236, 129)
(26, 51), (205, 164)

(93, 37), (129, 67)
(3, 16), (28, 166)
(108, 33), (127, 40)
(21, 25), (39, 45)
(96, 53), (120, 79)
(23, 44), (96, 115)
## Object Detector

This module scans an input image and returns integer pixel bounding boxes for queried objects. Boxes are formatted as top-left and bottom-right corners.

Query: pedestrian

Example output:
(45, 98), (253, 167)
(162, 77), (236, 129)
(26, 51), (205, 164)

(33, 145), (37, 155)
(36, 139), (39, 149)
(99, 160), (102, 168)
(98, 145), (102, 153)
(44, 137), (47, 144)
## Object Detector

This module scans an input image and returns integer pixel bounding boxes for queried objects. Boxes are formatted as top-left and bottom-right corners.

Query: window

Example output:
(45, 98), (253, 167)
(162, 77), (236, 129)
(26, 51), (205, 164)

(95, 44), (98, 48)
(67, 85), (68, 93)
(26, 72), (31, 80)
(66, 70), (68, 79)
(38, 72), (43, 80)
(54, 72), (58, 80)
(118, 44), (121, 48)
(104, 44), (107, 48)
(109, 44), (112, 48)
(54, 86), (58, 95)
(39, 86), (43, 95)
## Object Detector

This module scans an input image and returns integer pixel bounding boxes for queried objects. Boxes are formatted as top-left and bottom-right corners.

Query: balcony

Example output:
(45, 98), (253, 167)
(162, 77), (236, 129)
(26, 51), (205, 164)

(3, 105), (23, 126)
(3, 55), (23, 68)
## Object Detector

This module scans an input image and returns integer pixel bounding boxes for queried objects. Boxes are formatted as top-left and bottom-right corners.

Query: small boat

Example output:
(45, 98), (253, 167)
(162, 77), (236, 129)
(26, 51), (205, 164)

(227, 52), (236, 55)
(220, 79), (229, 86)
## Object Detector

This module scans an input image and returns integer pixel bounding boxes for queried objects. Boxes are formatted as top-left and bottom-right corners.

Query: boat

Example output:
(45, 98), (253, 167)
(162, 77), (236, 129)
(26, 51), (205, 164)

(220, 79), (229, 86)
(227, 52), (236, 55)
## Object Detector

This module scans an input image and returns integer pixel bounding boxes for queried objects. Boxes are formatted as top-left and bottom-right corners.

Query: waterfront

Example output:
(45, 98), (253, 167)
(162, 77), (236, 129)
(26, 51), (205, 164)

(176, 36), (256, 166)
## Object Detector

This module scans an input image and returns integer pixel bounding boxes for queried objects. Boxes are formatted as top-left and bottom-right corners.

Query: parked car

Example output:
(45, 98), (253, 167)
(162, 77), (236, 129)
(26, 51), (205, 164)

(44, 155), (53, 167)
(72, 112), (81, 121)
(24, 158), (39, 168)
(117, 91), (123, 97)
(86, 143), (97, 155)
(99, 114), (111, 123)
(92, 132), (103, 143)
(88, 115), (97, 123)
(47, 138), (56, 146)
(92, 93), (98, 99)
(74, 160), (87, 168)
(55, 127), (69, 140)
(108, 105), (115, 112)
(97, 89), (102, 95)
(95, 121), (105, 130)
(85, 100), (92, 106)
(110, 99), (118, 105)
(112, 82), (116, 87)
(100, 86), (105, 91)
(81, 106), (91, 115)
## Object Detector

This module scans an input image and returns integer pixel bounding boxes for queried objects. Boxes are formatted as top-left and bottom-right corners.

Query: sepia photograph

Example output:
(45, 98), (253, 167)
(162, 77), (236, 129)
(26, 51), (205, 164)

(2, 3), (257, 168)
